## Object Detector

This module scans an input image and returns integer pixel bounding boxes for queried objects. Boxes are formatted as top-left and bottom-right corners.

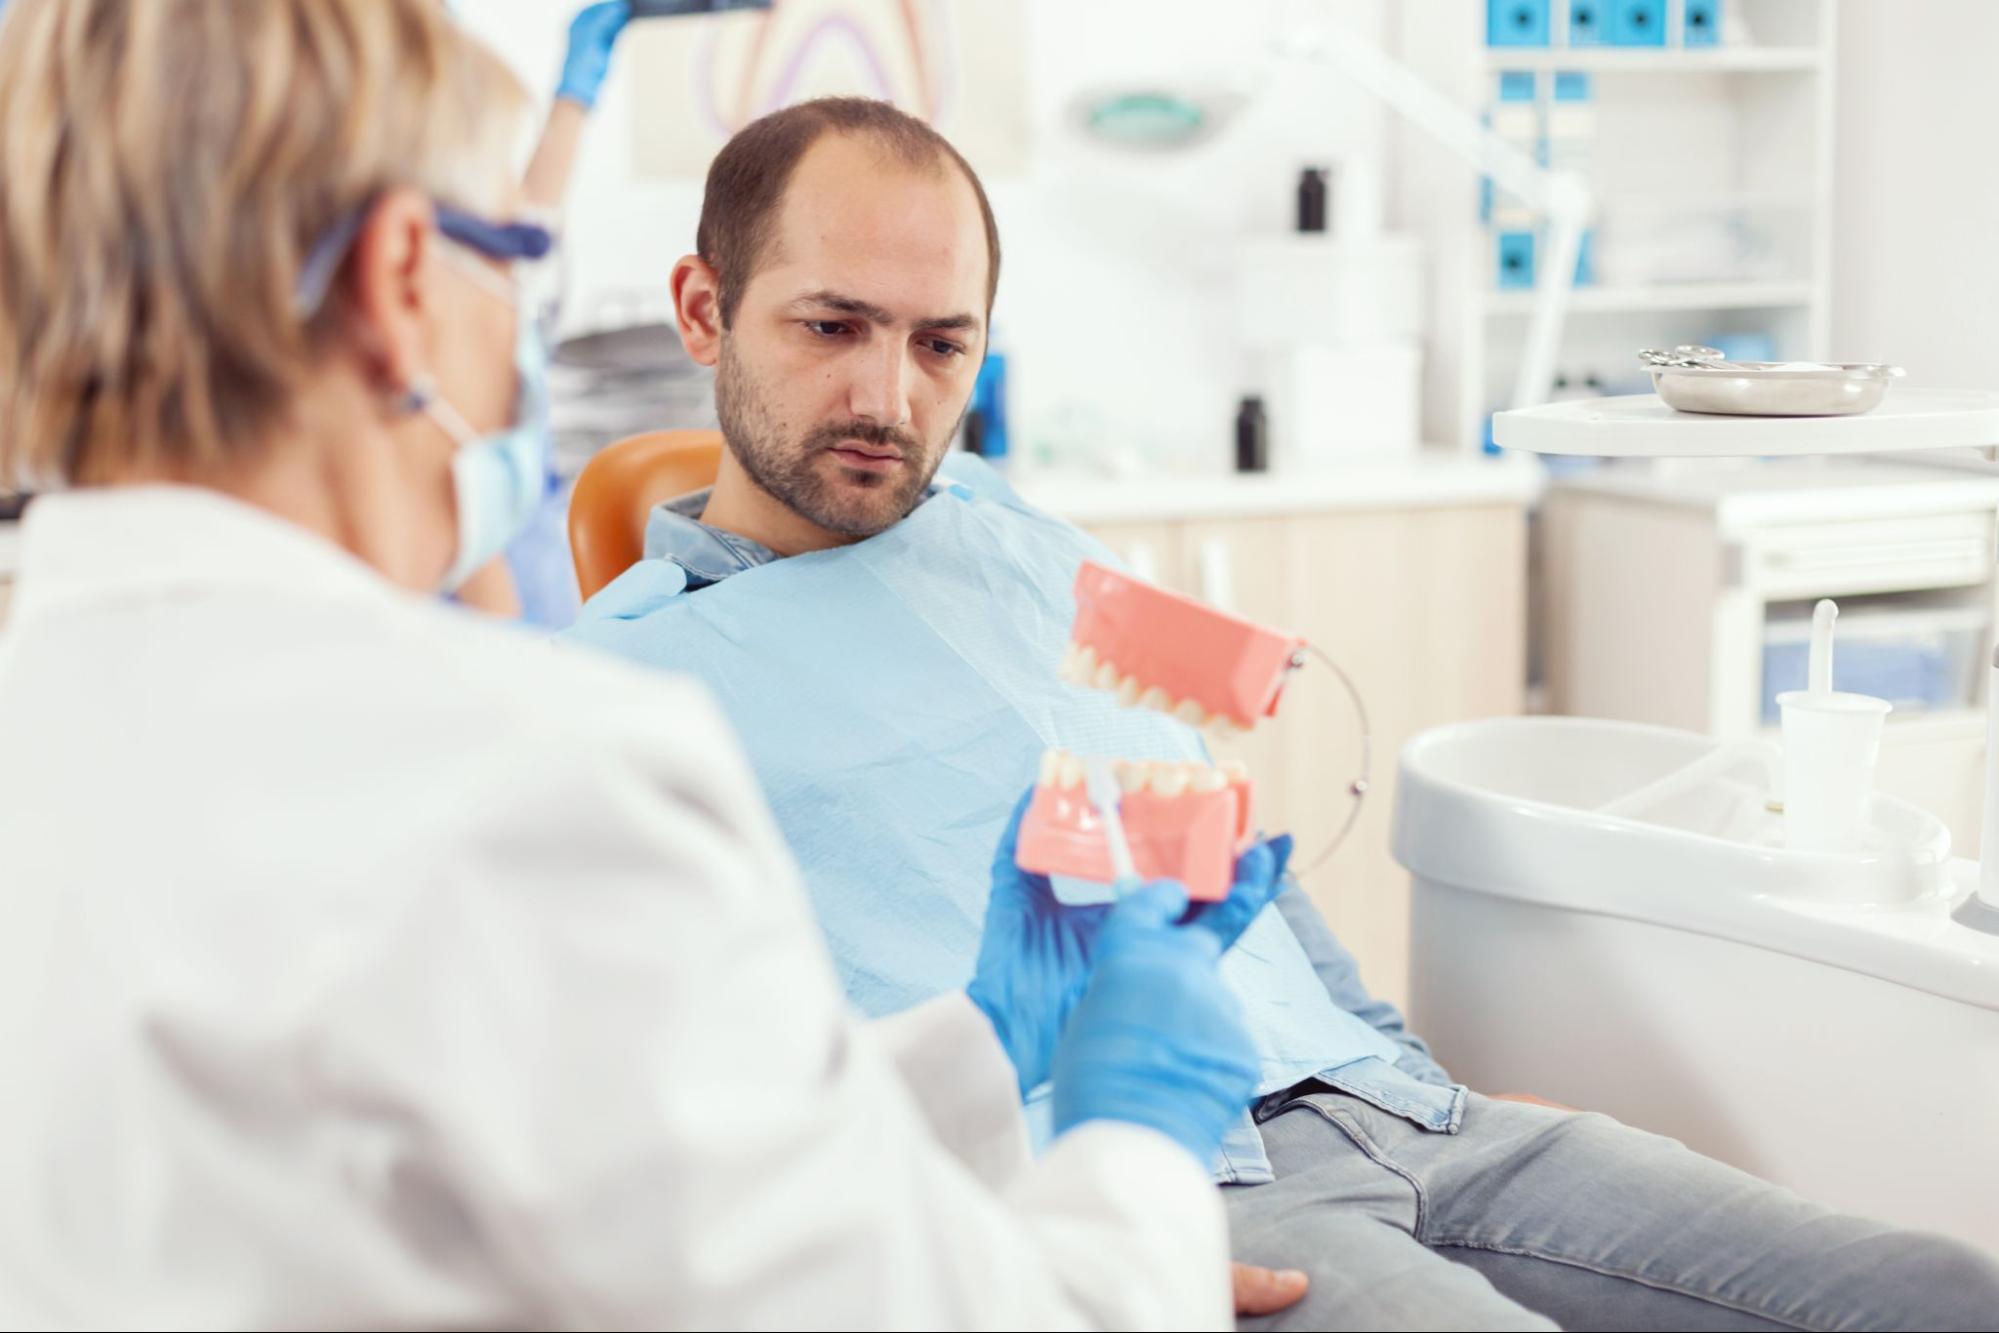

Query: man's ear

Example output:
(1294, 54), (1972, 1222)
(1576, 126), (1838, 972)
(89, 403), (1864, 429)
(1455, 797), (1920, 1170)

(671, 255), (724, 368)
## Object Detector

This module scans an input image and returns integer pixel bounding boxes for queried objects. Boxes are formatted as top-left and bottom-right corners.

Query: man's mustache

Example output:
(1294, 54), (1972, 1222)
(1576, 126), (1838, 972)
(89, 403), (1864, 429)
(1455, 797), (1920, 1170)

(804, 420), (922, 455)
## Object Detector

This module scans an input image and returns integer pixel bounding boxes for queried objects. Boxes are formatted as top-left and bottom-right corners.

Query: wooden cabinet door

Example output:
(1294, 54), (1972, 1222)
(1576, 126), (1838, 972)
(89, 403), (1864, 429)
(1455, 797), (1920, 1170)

(1283, 505), (1528, 1011)
(1178, 517), (1296, 892)
(1085, 505), (1528, 1014)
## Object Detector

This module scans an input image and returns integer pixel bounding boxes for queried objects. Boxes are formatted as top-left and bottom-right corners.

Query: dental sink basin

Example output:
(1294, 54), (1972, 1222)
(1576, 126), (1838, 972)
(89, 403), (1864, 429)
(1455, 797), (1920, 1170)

(1395, 715), (1999, 1255)
(1401, 716), (1958, 912)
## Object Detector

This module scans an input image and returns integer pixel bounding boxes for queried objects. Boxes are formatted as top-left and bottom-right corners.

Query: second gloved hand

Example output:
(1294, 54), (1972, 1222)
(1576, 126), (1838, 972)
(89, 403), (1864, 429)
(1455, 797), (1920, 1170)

(1050, 880), (1260, 1166)
(968, 789), (1292, 1096)
(556, 2), (632, 111)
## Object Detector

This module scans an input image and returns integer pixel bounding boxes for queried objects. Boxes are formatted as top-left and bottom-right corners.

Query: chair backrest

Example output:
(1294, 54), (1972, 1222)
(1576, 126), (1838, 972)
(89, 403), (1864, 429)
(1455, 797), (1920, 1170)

(568, 429), (724, 601)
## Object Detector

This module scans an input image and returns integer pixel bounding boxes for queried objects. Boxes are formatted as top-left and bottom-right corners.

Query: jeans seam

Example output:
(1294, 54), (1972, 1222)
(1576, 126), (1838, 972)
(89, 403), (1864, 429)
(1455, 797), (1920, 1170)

(1426, 1237), (1828, 1333)
(1289, 1098), (1431, 1238)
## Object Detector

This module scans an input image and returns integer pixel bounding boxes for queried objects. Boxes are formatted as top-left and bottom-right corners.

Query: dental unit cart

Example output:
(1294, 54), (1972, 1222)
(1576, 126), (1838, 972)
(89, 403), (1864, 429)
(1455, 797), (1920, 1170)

(1541, 455), (1999, 853)
(1394, 386), (1999, 1254)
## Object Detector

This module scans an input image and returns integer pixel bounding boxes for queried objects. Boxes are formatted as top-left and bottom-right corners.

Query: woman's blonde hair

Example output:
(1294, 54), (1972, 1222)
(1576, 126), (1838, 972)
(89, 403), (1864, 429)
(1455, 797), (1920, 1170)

(0, 0), (528, 488)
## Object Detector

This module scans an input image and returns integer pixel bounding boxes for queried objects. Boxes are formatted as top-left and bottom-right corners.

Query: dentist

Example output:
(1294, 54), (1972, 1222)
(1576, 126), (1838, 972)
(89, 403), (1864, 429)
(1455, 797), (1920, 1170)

(0, 2), (1277, 1327)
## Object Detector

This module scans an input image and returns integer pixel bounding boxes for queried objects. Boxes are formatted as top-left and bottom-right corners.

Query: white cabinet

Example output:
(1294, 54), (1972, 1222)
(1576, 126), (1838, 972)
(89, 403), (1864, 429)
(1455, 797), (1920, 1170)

(1077, 493), (1528, 1010)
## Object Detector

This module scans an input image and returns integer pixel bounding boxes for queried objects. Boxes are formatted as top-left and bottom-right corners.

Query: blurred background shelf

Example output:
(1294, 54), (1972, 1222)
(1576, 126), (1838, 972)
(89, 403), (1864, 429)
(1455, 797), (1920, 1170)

(1484, 280), (1817, 315)
(1479, 45), (1824, 73)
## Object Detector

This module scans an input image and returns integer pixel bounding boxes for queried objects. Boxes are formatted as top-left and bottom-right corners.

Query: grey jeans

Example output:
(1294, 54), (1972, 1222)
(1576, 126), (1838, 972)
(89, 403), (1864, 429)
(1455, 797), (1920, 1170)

(1225, 1084), (1999, 1332)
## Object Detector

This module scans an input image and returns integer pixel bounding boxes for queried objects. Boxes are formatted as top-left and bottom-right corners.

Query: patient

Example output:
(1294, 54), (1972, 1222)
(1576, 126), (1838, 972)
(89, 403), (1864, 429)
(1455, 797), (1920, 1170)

(567, 97), (1999, 1330)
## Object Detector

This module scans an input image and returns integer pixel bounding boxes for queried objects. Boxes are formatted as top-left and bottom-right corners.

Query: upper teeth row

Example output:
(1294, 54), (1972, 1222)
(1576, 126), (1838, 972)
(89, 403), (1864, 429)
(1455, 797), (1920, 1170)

(1056, 641), (1246, 739)
(1039, 749), (1247, 797)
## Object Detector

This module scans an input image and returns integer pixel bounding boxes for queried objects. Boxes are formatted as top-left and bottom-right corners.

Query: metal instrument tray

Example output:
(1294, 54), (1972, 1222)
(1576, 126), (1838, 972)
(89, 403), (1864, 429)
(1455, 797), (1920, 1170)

(1640, 346), (1905, 417)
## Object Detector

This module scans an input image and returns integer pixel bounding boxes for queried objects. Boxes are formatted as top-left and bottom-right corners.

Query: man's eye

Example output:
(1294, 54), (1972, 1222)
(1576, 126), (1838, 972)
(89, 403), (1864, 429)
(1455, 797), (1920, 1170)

(924, 339), (964, 358)
(806, 320), (851, 338)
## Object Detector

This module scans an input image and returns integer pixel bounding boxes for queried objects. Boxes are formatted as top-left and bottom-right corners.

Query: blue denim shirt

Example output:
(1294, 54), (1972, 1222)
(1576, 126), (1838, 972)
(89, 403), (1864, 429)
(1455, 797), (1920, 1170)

(573, 461), (1466, 1181)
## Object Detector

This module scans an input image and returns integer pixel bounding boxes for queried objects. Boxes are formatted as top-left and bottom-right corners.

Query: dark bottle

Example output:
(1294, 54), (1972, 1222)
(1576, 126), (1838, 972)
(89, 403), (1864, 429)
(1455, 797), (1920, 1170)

(1296, 167), (1329, 233)
(1235, 396), (1269, 473)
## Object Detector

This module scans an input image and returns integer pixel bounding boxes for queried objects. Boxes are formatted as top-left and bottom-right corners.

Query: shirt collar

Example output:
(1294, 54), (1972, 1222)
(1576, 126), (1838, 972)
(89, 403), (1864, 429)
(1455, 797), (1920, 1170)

(642, 488), (781, 590)
(13, 484), (398, 617)
(643, 481), (948, 590)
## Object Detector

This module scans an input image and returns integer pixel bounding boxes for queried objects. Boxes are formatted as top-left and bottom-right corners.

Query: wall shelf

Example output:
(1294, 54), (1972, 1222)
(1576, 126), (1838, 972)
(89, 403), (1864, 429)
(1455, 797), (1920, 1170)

(1480, 46), (1823, 74)
(1483, 281), (1817, 316)
(1398, 0), (1838, 452)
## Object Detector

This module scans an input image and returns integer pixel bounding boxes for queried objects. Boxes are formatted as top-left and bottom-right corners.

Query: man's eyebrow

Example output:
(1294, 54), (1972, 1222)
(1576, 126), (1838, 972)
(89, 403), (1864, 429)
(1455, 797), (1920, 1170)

(789, 290), (981, 333)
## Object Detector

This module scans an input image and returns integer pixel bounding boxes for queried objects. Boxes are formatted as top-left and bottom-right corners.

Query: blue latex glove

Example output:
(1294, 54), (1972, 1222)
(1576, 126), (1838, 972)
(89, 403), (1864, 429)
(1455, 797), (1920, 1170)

(1050, 880), (1261, 1164)
(967, 787), (1293, 1095)
(556, 2), (632, 111)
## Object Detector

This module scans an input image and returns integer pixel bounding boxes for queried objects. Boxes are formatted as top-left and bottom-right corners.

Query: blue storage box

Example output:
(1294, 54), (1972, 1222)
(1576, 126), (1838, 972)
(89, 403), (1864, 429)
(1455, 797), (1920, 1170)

(1488, 0), (1551, 47)
(1552, 71), (1593, 101)
(1760, 610), (1987, 723)
(1567, 0), (1607, 45)
(1607, 0), (1666, 46)
(1497, 231), (1537, 289)
(1684, 0), (1721, 47)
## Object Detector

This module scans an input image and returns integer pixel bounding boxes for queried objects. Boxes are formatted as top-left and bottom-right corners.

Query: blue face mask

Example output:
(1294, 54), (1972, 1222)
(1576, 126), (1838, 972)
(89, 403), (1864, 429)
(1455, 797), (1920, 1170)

(420, 311), (552, 593)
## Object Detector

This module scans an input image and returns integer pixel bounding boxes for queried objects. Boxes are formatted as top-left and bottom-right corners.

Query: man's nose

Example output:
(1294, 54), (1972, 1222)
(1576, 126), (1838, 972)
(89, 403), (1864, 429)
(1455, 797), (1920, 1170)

(847, 336), (913, 429)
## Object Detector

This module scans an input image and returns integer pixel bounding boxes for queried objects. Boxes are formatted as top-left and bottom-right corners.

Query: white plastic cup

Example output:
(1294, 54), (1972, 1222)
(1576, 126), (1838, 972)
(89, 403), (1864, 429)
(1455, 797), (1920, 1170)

(1777, 690), (1892, 854)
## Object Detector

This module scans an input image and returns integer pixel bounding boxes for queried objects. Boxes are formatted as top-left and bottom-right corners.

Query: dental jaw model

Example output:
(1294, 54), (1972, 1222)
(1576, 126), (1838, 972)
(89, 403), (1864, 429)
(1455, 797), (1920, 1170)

(1016, 560), (1308, 901)
(1055, 561), (1307, 740)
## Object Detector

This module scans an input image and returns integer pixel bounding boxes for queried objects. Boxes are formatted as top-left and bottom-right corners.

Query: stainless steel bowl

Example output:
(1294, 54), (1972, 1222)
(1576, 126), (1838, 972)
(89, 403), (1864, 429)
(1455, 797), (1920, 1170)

(1639, 346), (1906, 417)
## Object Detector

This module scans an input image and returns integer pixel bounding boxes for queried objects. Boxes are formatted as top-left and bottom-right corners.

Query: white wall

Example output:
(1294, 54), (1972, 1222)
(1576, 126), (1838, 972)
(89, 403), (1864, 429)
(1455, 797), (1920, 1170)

(462, 1), (1389, 471)
(1832, 0), (1999, 387)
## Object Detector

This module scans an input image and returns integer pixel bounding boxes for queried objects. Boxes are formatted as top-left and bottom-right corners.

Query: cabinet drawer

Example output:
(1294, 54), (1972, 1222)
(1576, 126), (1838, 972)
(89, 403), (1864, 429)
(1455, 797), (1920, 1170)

(1743, 513), (1994, 598)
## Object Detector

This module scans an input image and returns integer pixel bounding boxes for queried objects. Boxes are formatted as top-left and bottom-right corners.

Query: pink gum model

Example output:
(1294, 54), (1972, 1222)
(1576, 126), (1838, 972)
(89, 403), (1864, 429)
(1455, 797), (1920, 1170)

(1055, 560), (1306, 733)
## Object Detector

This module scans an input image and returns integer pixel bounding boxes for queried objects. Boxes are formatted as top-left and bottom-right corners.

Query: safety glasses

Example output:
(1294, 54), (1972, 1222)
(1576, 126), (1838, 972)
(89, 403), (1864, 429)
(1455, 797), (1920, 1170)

(294, 199), (561, 339)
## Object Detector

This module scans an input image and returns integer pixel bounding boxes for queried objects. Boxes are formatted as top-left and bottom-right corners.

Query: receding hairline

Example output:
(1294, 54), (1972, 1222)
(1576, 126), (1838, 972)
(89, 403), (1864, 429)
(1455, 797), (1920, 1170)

(744, 129), (991, 306)
(695, 97), (1003, 327)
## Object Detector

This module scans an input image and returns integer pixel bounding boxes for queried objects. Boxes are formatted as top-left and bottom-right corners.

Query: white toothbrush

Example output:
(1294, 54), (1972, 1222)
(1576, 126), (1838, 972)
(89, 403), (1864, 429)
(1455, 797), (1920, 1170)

(1082, 755), (1141, 893)
(1809, 598), (1838, 696)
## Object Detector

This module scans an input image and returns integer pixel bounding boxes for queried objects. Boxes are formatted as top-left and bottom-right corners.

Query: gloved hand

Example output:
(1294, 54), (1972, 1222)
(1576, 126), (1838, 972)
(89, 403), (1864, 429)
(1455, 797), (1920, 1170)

(967, 791), (1106, 1096)
(556, 2), (632, 111)
(1050, 880), (1261, 1165)
(967, 789), (1292, 1095)
(1188, 830), (1293, 948)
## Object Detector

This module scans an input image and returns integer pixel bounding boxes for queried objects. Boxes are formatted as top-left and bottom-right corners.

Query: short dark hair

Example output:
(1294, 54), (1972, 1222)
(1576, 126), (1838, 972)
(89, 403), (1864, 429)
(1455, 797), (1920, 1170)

(695, 97), (1001, 328)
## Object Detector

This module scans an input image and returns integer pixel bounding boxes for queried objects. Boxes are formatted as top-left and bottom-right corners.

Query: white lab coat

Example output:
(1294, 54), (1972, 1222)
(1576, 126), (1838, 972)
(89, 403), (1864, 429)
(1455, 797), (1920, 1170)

(0, 486), (1230, 1331)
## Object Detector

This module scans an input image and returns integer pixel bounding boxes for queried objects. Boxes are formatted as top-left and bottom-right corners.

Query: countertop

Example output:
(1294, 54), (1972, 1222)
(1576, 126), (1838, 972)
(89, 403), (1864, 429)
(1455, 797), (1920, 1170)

(1547, 455), (1999, 526)
(1013, 448), (1544, 525)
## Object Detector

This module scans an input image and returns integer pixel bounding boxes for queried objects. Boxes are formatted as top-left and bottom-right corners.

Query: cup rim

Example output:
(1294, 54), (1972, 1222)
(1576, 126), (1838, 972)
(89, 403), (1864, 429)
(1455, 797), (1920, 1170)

(1775, 689), (1894, 716)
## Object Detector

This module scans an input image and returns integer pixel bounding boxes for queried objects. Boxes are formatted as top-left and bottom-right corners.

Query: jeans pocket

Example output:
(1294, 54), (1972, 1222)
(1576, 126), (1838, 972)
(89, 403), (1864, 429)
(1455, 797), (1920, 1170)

(1315, 1063), (1468, 1135)
(1259, 1089), (1383, 1155)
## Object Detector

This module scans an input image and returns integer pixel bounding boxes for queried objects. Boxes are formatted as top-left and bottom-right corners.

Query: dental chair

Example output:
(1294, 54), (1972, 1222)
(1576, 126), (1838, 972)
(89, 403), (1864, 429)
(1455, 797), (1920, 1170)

(568, 429), (724, 600)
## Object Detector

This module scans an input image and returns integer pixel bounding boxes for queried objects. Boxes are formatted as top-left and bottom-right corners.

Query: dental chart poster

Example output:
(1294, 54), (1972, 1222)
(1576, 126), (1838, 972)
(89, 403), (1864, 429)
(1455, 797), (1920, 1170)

(628, 0), (1029, 178)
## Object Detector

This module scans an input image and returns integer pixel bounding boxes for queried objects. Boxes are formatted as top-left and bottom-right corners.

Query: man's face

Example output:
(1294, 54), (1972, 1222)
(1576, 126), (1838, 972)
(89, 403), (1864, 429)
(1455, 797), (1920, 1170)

(712, 134), (989, 539)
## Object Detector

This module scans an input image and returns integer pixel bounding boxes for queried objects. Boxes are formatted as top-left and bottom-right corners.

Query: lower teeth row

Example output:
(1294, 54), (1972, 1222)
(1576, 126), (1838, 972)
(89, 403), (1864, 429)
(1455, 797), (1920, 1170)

(1039, 749), (1246, 796)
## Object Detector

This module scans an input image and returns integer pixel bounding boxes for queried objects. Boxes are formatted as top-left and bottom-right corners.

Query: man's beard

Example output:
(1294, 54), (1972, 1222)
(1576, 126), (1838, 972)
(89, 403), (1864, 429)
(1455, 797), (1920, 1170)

(714, 337), (957, 539)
